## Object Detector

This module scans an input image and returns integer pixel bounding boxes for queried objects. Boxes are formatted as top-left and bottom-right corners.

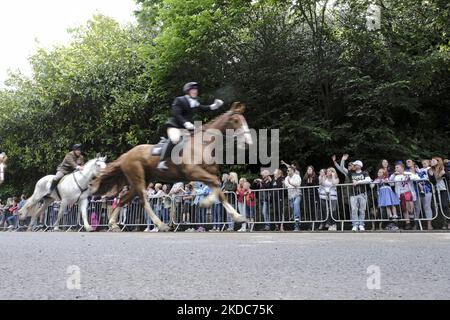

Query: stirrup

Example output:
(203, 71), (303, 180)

(157, 161), (168, 170)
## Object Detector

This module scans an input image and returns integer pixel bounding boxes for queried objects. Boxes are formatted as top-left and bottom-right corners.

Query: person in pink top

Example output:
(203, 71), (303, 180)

(236, 178), (247, 232)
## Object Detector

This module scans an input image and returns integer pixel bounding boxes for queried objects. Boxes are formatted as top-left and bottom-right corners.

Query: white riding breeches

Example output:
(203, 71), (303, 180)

(168, 127), (187, 144)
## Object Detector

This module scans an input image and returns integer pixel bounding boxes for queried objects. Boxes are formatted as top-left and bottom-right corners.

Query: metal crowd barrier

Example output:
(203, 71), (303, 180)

(80, 196), (173, 231)
(172, 191), (236, 232)
(331, 179), (440, 231)
(438, 179), (450, 220)
(245, 187), (328, 231)
(19, 177), (450, 232)
(44, 202), (80, 231)
(83, 199), (114, 231)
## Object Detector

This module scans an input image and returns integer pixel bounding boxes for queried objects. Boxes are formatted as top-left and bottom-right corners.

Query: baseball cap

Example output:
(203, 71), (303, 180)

(353, 160), (363, 168)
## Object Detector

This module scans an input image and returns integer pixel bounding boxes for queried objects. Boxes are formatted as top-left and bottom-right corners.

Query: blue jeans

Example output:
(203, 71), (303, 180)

(146, 205), (159, 227)
(262, 200), (270, 228)
(161, 208), (169, 224)
(289, 196), (301, 221)
(213, 203), (223, 229)
(6, 215), (17, 227)
(196, 206), (206, 224)
(351, 193), (367, 227)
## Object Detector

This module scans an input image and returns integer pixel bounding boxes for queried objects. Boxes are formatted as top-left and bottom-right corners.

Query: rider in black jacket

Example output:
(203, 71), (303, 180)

(157, 82), (223, 170)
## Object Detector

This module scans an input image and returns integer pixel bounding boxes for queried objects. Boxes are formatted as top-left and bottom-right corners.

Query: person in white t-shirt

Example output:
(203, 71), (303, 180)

(284, 166), (302, 231)
(389, 163), (420, 230)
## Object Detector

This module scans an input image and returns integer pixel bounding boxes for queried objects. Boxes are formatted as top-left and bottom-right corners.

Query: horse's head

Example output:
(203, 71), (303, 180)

(94, 154), (107, 172)
(224, 102), (253, 148)
(86, 154), (107, 177)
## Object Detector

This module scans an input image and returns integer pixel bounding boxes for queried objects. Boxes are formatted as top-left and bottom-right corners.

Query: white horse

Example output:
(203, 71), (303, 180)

(19, 155), (107, 231)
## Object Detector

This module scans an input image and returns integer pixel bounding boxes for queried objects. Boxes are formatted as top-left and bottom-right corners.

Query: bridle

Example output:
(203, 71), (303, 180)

(197, 111), (252, 142)
(72, 159), (105, 193)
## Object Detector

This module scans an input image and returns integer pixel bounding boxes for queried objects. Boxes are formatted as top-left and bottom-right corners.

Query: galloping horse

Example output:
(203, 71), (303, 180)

(0, 152), (7, 186)
(91, 102), (253, 231)
(19, 155), (107, 231)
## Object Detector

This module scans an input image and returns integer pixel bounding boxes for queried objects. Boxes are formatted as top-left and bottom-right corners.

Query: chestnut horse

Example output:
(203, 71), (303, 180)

(90, 102), (253, 231)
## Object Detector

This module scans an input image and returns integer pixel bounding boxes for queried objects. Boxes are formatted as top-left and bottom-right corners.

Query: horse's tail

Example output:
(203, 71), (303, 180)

(91, 158), (127, 197)
(19, 176), (51, 220)
(18, 197), (31, 219)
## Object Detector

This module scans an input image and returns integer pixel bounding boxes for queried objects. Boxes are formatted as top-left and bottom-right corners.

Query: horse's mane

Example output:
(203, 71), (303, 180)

(90, 154), (127, 197)
(202, 111), (232, 131)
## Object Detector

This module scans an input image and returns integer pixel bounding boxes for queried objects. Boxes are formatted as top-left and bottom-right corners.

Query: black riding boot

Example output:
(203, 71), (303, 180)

(157, 140), (175, 170)
(47, 178), (59, 196)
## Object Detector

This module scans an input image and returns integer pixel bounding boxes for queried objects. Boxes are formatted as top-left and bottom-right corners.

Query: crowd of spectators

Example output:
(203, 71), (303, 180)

(2, 155), (449, 232)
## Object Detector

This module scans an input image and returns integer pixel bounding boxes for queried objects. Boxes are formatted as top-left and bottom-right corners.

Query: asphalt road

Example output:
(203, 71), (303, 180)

(1, 232), (449, 300)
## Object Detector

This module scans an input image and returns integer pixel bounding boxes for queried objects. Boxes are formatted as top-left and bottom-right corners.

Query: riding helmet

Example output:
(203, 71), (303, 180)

(183, 82), (199, 94)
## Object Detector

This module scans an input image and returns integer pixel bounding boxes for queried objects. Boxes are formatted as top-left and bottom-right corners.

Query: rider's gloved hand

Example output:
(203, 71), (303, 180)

(183, 122), (195, 131)
(210, 99), (223, 110)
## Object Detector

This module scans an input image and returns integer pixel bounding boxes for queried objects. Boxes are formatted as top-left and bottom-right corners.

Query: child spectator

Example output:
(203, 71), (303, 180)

(371, 168), (400, 229)
(379, 159), (394, 177)
(390, 163), (420, 230)
(318, 168), (339, 231)
(418, 160), (433, 230)
(243, 182), (255, 232)
(236, 178), (248, 232)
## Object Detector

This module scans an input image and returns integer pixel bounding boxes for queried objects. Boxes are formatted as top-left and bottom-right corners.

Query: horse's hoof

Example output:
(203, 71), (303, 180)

(53, 227), (60, 232)
(85, 226), (94, 232)
(159, 223), (170, 232)
(109, 225), (121, 232)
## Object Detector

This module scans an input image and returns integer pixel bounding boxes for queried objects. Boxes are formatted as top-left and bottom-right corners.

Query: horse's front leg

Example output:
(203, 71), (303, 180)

(27, 203), (40, 231)
(212, 187), (247, 223)
(79, 197), (93, 232)
(142, 194), (169, 232)
(184, 166), (246, 223)
(108, 189), (136, 231)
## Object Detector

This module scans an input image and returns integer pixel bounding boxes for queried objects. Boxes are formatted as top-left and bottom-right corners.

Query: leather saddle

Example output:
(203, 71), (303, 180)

(151, 135), (188, 157)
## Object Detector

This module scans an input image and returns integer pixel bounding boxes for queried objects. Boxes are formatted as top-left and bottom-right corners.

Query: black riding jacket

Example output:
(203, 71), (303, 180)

(166, 95), (211, 128)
